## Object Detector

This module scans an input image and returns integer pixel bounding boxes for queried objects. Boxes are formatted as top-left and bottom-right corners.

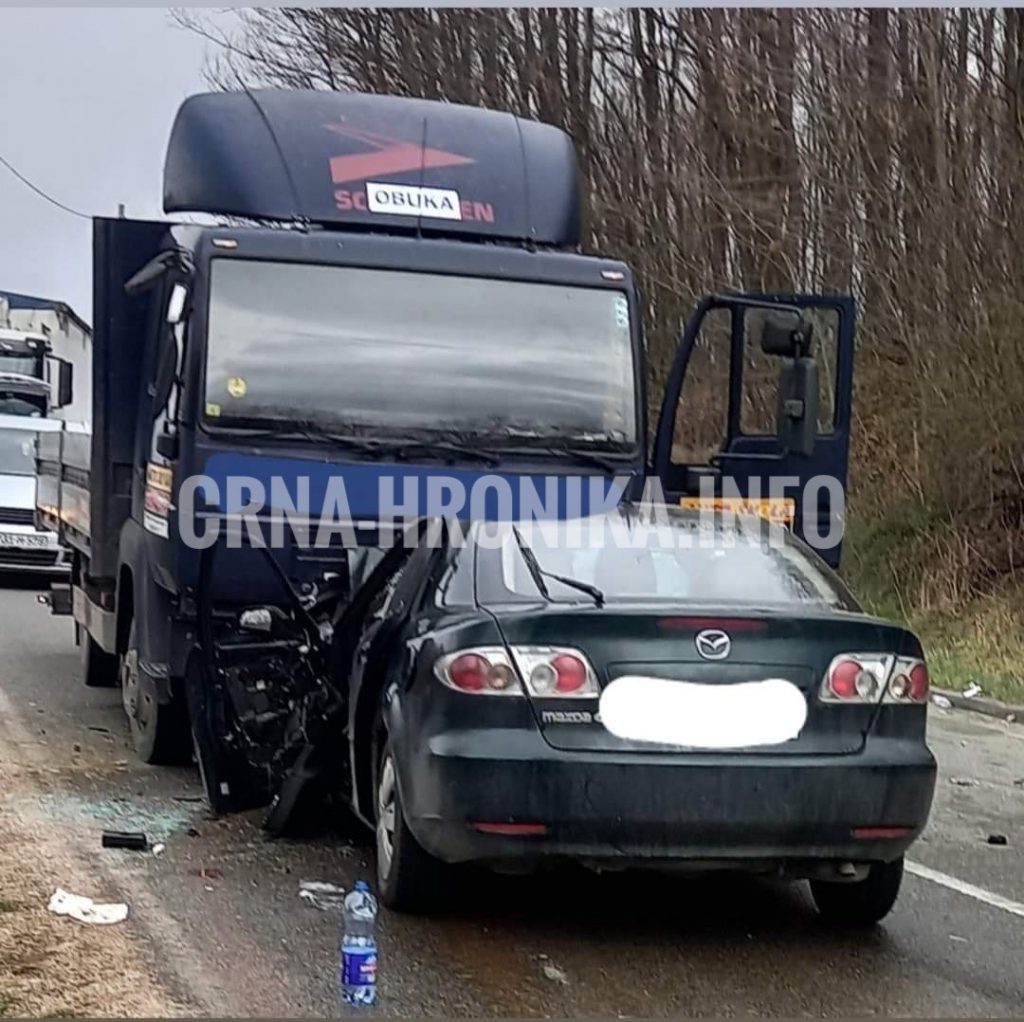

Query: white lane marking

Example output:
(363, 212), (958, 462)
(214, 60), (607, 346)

(907, 860), (1024, 920)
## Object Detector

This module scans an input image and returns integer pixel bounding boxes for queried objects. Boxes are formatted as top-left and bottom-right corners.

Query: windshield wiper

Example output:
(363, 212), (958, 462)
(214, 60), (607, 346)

(388, 438), (499, 468)
(494, 439), (632, 475)
(210, 423), (499, 467)
(215, 423), (390, 459)
(511, 525), (605, 607)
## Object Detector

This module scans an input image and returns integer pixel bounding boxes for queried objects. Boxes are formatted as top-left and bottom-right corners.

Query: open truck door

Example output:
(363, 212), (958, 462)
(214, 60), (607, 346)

(652, 294), (854, 568)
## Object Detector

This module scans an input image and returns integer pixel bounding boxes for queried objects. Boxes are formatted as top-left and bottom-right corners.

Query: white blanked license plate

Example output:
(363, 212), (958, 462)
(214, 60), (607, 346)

(599, 676), (808, 749)
(0, 531), (50, 550)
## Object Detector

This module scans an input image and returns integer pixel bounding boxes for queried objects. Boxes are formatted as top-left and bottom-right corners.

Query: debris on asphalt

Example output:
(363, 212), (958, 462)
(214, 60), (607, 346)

(931, 694), (953, 710)
(298, 880), (346, 910)
(101, 830), (149, 851)
(152, 843), (165, 856)
(949, 934), (968, 943)
(986, 833), (1008, 846)
(72, 743), (81, 753)
(194, 867), (223, 880)
(541, 963), (570, 985)
(964, 683), (983, 699)
(186, 826), (201, 837)
(47, 887), (128, 925)
(87, 725), (110, 734)
(949, 777), (977, 787)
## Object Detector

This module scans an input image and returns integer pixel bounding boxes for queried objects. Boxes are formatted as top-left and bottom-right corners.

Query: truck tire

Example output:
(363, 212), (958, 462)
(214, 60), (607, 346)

(810, 857), (904, 927)
(79, 625), (118, 688)
(121, 621), (190, 764)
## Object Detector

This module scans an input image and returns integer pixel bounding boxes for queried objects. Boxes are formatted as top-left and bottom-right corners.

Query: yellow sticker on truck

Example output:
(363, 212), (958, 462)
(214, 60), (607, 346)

(679, 496), (796, 526)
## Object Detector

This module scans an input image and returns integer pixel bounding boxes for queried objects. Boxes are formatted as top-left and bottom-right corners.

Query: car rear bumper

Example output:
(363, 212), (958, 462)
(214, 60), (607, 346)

(396, 728), (937, 869)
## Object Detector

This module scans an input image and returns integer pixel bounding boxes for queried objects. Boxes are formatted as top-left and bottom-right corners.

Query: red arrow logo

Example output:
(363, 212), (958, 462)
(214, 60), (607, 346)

(326, 123), (474, 185)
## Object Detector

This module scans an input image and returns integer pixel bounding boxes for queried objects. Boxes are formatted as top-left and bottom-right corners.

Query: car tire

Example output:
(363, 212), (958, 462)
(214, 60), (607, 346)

(375, 734), (447, 913)
(121, 620), (190, 765)
(79, 625), (118, 687)
(810, 857), (904, 927)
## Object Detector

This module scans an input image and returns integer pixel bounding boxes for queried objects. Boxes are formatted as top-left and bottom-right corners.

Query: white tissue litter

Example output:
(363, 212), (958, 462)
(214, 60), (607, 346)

(47, 887), (128, 925)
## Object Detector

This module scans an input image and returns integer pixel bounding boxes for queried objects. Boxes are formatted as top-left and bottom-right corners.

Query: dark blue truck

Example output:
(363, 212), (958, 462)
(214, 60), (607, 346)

(36, 90), (855, 817)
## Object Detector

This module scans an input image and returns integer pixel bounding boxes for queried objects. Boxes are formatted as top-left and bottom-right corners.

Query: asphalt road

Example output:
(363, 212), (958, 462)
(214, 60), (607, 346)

(2, 578), (1023, 1017)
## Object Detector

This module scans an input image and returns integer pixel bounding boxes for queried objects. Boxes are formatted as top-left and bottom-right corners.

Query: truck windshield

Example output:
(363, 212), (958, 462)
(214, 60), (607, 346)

(0, 352), (39, 377)
(204, 260), (637, 449)
(0, 390), (44, 417)
(0, 429), (37, 475)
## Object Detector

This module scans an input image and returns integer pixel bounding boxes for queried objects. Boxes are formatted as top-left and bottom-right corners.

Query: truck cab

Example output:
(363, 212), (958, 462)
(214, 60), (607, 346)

(38, 90), (856, 814)
(0, 328), (76, 573)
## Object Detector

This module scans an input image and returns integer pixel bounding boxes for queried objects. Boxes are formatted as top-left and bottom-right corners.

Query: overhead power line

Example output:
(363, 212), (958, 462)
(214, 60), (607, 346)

(0, 151), (91, 220)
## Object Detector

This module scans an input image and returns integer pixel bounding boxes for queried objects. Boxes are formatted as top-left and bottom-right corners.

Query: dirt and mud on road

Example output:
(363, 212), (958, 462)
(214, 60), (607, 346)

(2, 579), (1024, 1018)
(0, 697), (186, 1018)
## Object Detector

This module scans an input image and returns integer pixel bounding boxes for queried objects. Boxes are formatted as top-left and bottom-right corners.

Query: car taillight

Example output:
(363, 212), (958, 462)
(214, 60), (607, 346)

(552, 654), (588, 693)
(886, 658), (929, 703)
(821, 654), (892, 704)
(448, 653), (489, 691)
(820, 653), (929, 705)
(437, 648), (521, 695)
(435, 646), (598, 698)
(513, 647), (599, 698)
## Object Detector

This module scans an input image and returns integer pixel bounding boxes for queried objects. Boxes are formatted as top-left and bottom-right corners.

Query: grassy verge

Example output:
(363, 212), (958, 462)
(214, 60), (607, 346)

(898, 594), (1024, 705)
(845, 504), (1024, 705)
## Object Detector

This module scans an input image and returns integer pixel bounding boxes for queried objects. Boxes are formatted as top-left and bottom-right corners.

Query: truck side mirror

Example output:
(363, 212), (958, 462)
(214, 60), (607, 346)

(760, 311), (813, 357)
(776, 358), (819, 457)
(155, 430), (179, 460)
(56, 359), (73, 410)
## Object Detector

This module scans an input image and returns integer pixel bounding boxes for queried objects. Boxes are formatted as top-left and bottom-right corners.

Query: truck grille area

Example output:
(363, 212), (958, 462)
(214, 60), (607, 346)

(0, 506), (34, 526)
(0, 548), (60, 567)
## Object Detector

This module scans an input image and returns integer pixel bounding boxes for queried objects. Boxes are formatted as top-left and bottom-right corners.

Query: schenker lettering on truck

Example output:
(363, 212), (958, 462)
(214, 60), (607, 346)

(32, 89), (921, 930)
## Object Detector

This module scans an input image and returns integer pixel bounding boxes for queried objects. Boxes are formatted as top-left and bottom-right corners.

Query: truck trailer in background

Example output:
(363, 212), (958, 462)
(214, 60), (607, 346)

(0, 291), (91, 424)
(0, 292), (88, 574)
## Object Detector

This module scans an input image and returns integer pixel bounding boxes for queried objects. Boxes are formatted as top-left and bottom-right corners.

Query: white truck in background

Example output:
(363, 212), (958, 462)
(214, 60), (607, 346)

(0, 291), (90, 574)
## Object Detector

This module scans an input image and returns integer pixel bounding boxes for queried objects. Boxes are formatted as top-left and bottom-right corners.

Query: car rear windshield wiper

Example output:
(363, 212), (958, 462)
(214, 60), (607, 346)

(511, 525), (605, 607)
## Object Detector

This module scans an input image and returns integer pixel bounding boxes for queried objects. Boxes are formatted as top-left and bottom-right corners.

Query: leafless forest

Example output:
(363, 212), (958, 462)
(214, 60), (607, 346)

(185, 8), (1024, 648)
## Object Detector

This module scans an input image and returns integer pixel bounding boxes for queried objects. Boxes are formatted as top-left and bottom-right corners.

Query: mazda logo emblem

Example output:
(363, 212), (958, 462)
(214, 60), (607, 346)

(695, 629), (731, 660)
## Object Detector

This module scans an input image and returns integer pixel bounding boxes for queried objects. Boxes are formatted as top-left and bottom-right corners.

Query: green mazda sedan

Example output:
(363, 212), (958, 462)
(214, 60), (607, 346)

(338, 506), (937, 924)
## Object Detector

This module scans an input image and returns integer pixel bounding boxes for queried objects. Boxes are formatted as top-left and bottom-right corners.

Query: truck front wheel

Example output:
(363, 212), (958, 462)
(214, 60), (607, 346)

(121, 621), (190, 764)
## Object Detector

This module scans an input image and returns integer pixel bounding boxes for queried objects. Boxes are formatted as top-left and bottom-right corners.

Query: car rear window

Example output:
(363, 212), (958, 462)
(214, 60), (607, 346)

(476, 512), (855, 610)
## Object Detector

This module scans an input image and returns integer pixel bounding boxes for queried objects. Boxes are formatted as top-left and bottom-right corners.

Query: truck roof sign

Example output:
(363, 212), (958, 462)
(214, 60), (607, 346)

(163, 90), (582, 247)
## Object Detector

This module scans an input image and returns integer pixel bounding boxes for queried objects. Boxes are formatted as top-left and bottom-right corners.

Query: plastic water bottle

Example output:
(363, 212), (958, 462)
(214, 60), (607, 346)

(340, 881), (378, 1006)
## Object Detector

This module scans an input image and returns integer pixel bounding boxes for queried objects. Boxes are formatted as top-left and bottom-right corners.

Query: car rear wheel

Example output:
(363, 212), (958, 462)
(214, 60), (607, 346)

(375, 735), (447, 913)
(810, 857), (904, 926)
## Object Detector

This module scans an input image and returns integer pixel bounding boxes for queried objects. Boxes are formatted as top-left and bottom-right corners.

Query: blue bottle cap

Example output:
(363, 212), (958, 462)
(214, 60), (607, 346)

(354, 880), (370, 893)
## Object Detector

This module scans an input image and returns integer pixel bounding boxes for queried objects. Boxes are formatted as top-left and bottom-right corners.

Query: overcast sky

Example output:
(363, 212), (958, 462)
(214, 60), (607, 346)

(0, 8), (235, 324)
